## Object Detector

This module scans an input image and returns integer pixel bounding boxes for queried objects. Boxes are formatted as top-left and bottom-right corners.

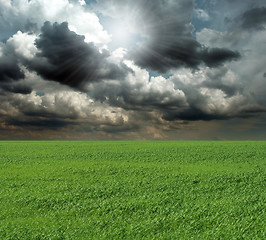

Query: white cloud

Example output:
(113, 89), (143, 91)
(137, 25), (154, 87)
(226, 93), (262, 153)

(78, 0), (86, 6)
(7, 31), (37, 59)
(199, 87), (244, 116)
(7, 89), (129, 125)
(0, 0), (111, 47)
(171, 68), (206, 86)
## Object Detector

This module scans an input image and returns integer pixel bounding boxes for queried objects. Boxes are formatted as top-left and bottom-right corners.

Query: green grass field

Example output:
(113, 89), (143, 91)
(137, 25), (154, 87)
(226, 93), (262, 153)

(0, 141), (265, 239)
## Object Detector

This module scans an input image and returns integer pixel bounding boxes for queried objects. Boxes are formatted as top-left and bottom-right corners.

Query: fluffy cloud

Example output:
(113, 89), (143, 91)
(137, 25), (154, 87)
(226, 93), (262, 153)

(91, 62), (188, 116)
(6, 31), (37, 60)
(0, 89), (132, 132)
(0, 0), (110, 46)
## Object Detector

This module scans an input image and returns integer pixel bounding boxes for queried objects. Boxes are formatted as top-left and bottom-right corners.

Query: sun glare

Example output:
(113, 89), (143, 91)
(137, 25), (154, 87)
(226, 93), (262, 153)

(105, 16), (143, 50)
(102, 11), (145, 50)
(109, 20), (133, 46)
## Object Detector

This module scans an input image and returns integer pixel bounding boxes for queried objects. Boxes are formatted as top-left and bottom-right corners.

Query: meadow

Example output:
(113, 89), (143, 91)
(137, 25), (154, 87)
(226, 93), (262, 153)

(0, 141), (265, 239)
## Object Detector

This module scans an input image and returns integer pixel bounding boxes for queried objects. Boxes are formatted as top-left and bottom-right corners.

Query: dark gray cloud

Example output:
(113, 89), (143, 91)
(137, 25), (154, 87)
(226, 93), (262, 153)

(162, 107), (228, 122)
(7, 119), (71, 129)
(122, 0), (241, 73)
(201, 48), (240, 68)
(0, 43), (31, 94)
(131, 40), (240, 73)
(239, 7), (266, 30)
(0, 83), (32, 95)
(28, 22), (127, 90)
(0, 51), (24, 82)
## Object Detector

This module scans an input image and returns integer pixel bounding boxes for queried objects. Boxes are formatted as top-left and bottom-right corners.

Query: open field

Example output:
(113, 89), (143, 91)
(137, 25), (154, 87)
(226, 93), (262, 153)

(0, 141), (265, 239)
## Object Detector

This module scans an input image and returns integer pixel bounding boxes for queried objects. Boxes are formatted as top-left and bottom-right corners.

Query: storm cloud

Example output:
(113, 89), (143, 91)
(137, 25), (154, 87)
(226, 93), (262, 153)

(0, 41), (31, 94)
(28, 21), (127, 90)
(0, 54), (24, 82)
(0, 0), (266, 140)
(239, 7), (266, 30)
(94, 0), (240, 73)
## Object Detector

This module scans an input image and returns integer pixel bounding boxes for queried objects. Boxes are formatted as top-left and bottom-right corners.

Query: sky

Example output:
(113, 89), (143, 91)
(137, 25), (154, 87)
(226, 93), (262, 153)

(0, 0), (266, 140)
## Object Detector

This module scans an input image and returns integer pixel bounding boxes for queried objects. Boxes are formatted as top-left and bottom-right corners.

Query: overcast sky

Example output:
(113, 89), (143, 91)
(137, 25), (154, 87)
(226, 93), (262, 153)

(0, 0), (266, 140)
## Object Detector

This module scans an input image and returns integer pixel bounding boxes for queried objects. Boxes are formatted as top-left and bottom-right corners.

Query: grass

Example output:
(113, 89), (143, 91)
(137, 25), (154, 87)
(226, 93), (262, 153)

(0, 141), (265, 239)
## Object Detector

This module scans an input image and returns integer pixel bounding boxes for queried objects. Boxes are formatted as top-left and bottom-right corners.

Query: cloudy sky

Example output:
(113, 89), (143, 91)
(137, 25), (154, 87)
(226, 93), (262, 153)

(0, 0), (266, 140)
